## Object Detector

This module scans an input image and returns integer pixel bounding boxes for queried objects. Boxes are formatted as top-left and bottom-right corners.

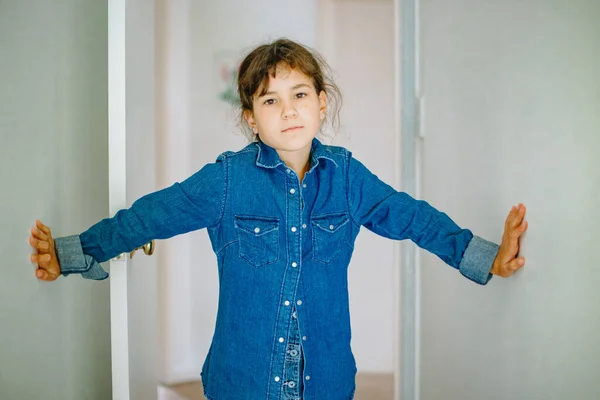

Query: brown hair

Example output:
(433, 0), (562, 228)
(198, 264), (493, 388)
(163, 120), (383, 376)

(236, 38), (342, 141)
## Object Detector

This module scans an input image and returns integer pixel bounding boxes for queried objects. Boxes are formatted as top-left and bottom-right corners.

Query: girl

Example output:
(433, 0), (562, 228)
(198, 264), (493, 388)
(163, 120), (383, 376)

(29, 38), (528, 400)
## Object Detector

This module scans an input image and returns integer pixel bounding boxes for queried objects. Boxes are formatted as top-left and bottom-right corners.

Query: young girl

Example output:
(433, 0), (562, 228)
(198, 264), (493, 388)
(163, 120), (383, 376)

(29, 38), (528, 400)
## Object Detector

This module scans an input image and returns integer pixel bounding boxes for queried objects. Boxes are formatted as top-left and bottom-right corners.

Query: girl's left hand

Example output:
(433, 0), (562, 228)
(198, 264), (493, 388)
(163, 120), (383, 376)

(490, 203), (528, 278)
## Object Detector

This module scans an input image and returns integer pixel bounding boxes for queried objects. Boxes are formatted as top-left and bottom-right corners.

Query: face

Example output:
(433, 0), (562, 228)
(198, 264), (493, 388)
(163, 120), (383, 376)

(244, 65), (327, 158)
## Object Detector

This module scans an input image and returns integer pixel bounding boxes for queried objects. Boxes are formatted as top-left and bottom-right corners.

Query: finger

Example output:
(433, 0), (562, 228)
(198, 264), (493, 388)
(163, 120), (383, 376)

(35, 268), (56, 281)
(31, 227), (49, 241)
(510, 220), (528, 241)
(509, 205), (525, 229)
(508, 257), (525, 273)
(520, 220), (528, 233)
(36, 220), (51, 236)
(517, 204), (527, 223)
(505, 205), (520, 230)
(29, 236), (50, 252)
(31, 253), (52, 267)
(29, 235), (40, 251)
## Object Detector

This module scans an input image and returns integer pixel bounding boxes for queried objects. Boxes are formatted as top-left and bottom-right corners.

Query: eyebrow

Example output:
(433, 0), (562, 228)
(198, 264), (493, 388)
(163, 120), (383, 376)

(259, 83), (311, 98)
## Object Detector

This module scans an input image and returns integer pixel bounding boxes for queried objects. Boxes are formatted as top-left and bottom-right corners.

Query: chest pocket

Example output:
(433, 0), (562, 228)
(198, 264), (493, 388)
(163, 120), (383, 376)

(234, 215), (280, 267)
(311, 212), (350, 264)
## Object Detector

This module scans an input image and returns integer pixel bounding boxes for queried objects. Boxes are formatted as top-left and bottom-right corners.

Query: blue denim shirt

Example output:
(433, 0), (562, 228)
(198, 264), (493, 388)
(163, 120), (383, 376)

(55, 138), (499, 400)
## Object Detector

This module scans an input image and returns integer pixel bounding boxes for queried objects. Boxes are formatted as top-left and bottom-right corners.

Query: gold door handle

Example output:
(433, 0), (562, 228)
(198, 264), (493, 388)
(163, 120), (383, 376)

(130, 240), (155, 259)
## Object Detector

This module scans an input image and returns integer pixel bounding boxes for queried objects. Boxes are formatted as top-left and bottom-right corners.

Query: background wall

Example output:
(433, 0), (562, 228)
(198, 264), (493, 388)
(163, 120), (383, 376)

(418, 0), (600, 399)
(156, 0), (399, 383)
(319, 0), (397, 374)
(0, 1), (111, 399)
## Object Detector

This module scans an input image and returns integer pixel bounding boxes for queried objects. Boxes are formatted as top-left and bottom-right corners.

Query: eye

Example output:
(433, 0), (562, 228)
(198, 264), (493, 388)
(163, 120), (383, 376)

(263, 98), (276, 105)
(295, 92), (307, 99)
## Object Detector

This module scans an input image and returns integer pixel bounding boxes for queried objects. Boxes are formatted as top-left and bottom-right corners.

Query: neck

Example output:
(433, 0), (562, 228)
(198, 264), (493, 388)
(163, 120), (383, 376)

(277, 146), (311, 182)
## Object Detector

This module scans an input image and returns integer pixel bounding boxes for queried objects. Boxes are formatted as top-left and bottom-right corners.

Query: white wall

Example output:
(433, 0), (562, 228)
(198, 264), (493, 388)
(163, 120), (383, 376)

(0, 1), (111, 399)
(156, 0), (399, 382)
(418, 1), (600, 398)
(318, 0), (397, 373)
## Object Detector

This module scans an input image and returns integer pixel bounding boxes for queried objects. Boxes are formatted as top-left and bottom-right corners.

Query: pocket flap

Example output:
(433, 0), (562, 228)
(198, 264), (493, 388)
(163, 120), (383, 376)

(311, 212), (350, 233)
(235, 215), (279, 235)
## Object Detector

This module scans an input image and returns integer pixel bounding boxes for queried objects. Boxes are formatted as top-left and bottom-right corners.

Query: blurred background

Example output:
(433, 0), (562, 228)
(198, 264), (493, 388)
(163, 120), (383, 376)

(154, 0), (397, 398)
(1, 0), (599, 399)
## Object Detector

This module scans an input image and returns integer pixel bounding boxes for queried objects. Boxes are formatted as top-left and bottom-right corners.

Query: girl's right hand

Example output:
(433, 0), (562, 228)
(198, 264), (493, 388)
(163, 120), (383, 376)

(29, 220), (61, 281)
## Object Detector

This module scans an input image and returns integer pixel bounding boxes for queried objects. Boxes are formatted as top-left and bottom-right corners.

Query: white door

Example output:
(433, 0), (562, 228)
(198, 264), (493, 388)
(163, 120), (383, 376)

(417, 1), (600, 399)
(1, 0), (157, 399)
(108, 1), (159, 399)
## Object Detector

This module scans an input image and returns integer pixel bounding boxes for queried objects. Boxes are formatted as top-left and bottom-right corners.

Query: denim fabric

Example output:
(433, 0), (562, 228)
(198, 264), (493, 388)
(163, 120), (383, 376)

(55, 138), (498, 400)
(54, 235), (109, 280)
(282, 307), (303, 400)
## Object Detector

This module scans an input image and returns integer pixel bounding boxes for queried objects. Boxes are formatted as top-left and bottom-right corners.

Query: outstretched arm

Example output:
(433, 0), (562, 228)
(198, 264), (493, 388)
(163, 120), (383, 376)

(347, 156), (525, 285)
(30, 159), (227, 281)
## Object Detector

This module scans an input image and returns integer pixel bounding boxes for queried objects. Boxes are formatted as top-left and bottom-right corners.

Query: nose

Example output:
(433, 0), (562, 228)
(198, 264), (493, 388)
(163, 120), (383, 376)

(281, 100), (297, 119)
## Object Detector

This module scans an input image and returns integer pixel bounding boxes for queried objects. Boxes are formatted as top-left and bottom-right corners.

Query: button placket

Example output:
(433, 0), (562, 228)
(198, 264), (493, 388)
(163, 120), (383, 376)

(282, 307), (303, 397)
(274, 169), (306, 397)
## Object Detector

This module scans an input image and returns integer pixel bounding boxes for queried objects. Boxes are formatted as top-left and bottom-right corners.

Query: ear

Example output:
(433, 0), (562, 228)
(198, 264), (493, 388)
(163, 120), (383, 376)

(243, 109), (258, 133)
(318, 91), (328, 120)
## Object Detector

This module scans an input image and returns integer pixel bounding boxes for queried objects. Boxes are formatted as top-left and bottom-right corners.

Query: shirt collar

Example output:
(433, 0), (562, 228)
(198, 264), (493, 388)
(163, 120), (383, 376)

(255, 138), (339, 171)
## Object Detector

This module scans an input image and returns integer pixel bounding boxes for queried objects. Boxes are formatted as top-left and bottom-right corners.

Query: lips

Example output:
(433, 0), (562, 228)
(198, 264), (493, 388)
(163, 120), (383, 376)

(282, 126), (303, 132)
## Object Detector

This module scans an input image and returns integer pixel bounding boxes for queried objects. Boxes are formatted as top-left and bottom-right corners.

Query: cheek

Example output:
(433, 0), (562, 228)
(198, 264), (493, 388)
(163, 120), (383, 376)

(299, 100), (320, 115)
(257, 108), (278, 124)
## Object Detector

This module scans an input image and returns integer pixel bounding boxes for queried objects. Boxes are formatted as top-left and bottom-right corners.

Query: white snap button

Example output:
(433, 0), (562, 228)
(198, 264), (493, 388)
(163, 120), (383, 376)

(279, 337), (284, 343)
(291, 227), (297, 232)
(305, 375), (310, 381)
(302, 336), (307, 341)
(284, 300), (290, 306)
(290, 349), (298, 357)
(275, 376), (280, 382)
(292, 262), (297, 268)
(286, 169), (291, 174)
(254, 227), (260, 233)
(290, 188), (296, 194)
(302, 224), (307, 229)
(288, 381), (296, 388)
(329, 225), (334, 230)
(303, 184), (307, 188)
(297, 300), (303, 306)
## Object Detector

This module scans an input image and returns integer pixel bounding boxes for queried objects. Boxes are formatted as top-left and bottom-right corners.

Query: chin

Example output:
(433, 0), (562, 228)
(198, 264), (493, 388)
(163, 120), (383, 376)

(262, 131), (314, 150)
(279, 135), (315, 150)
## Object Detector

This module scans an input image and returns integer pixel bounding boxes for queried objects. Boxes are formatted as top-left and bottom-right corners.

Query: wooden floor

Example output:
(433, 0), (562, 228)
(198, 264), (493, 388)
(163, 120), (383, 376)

(167, 373), (393, 400)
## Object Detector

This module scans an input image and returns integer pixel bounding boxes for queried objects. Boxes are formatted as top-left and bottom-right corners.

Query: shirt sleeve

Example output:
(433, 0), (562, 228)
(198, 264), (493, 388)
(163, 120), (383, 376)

(347, 156), (498, 285)
(55, 159), (227, 280)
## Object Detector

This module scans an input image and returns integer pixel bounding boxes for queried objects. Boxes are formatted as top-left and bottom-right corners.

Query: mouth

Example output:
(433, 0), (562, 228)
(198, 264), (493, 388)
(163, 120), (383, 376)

(282, 125), (304, 133)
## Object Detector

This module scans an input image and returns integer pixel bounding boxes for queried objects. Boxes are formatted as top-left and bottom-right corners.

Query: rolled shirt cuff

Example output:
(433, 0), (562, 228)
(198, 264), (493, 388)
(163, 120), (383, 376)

(54, 235), (109, 281)
(459, 235), (499, 285)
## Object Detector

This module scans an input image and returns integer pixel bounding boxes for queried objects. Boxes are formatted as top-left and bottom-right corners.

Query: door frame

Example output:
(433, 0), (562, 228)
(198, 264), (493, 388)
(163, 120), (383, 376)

(395, 0), (420, 398)
(108, 1), (159, 399)
(108, 0), (130, 397)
